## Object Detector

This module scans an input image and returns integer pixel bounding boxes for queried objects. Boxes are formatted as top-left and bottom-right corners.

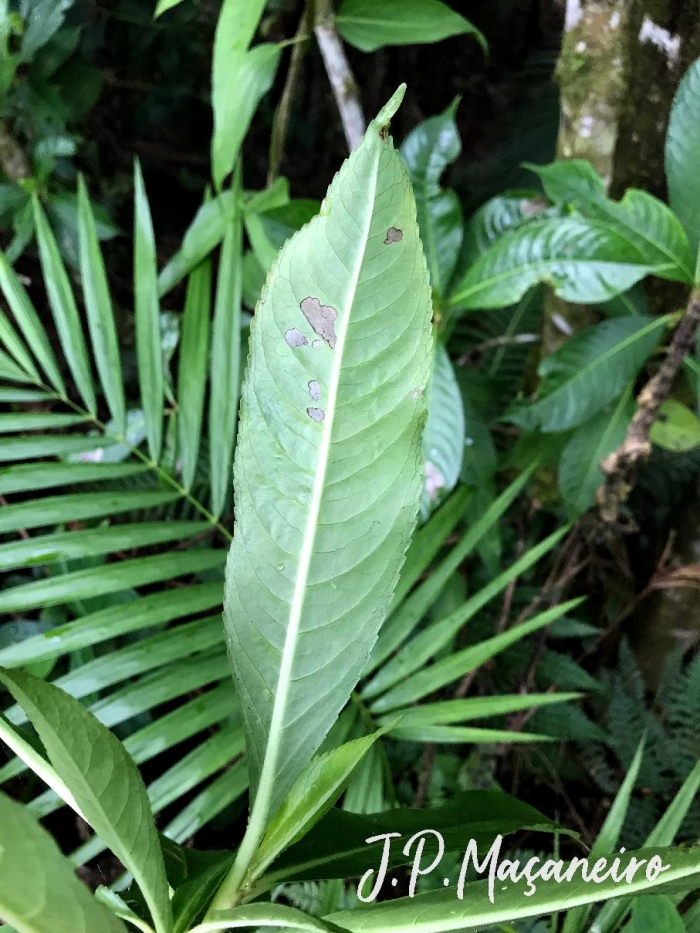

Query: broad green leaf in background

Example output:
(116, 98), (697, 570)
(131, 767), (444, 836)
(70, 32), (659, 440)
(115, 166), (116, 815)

(0, 792), (126, 933)
(421, 341), (465, 517)
(632, 895), (685, 933)
(211, 0), (278, 189)
(263, 790), (558, 888)
(666, 57), (700, 279)
(449, 217), (667, 312)
(558, 388), (635, 516)
(77, 177), (126, 435)
(220, 86), (432, 901)
(531, 160), (694, 283)
(400, 100), (463, 298)
(507, 316), (668, 432)
(133, 160), (164, 462)
(650, 399), (700, 452)
(336, 0), (485, 53)
(458, 193), (549, 270)
(0, 668), (173, 933)
(325, 846), (700, 932)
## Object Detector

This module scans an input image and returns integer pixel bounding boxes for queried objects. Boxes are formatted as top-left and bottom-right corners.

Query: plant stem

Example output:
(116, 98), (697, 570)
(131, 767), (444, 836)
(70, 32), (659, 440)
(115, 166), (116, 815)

(268, 2), (312, 184)
(598, 288), (700, 521)
(313, 0), (366, 151)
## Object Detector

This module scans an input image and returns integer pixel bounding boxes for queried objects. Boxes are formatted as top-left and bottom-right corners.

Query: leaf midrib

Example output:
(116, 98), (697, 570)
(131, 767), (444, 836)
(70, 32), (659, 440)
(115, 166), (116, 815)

(253, 144), (382, 830)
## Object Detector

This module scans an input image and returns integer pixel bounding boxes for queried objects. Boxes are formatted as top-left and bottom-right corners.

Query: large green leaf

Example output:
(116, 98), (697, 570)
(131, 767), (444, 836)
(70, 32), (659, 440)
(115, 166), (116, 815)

(449, 217), (667, 311)
(421, 341), (465, 517)
(531, 160), (693, 283)
(507, 316), (667, 432)
(0, 792), (126, 933)
(558, 389), (635, 516)
(222, 86), (432, 888)
(336, 0), (485, 52)
(0, 668), (173, 933)
(325, 846), (700, 931)
(400, 101), (463, 298)
(666, 57), (700, 279)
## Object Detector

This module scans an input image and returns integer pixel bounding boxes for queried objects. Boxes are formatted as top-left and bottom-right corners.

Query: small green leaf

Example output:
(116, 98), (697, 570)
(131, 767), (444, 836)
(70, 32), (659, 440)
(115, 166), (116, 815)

(249, 732), (388, 883)
(400, 101), (463, 297)
(133, 159), (164, 461)
(336, 0), (485, 53)
(158, 191), (236, 297)
(211, 0), (278, 189)
(190, 903), (334, 932)
(666, 57), (700, 280)
(154, 0), (186, 17)
(632, 895), (685, 933)
(558, 389), (635, 515)
(650, 399), (700, 451)
(0, 791), (126, 933)
(0, 668), (173, 933)
(508, 316), (667, 432)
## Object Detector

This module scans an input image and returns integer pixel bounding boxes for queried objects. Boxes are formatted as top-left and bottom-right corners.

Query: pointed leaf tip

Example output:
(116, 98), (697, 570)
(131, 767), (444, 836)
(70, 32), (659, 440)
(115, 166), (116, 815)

(374, 85), (407, 130)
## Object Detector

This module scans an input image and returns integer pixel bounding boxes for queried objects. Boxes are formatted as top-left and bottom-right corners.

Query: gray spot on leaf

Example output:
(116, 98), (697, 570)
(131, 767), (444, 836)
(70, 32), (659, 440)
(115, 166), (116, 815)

(308, 380), (321, 401)
(285, 327), (307, 347)
(311, 339), (323, 349)
(300, 297), (338, 349)
(384, 227), (403, 245)
(307, 407), (325, 422)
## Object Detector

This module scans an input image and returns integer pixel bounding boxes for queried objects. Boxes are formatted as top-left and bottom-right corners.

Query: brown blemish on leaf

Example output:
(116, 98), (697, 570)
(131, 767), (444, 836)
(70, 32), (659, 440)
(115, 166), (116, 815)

(384, 227), (403, 245)
(300, 297), (338, 350)
(285, 327), (307, 347)
(307, 407), (325, 422)
(379, 126), (389, 142)
(308, 380), (321, 401)
(311, 339), (323, 350)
